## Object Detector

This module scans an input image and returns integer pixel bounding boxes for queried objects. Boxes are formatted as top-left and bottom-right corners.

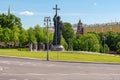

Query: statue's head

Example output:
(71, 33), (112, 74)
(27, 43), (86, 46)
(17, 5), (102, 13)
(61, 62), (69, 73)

(57, 16), (61, 21)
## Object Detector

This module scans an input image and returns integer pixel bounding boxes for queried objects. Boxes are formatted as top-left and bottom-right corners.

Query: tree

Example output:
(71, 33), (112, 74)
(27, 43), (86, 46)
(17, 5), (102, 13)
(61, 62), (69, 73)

(116, 42), (120, 52)
(73, 35), (82, 50)
(86, 34), (100, 52)
(49, 32), (53, 43)
(19, 28), (28, 46)
(11, 26), (19, 46)
(2, 28), (11, 44)
(73, 39), (81, 51)
(116, 33), (120, 52)
(0, 13), (22, 29)
(100, 44), (104, 53)
(61, 36), (68, 50)
(27, 27), (36, 43)
(0, 26), (3, 42)
(40, 27), (46, 43)
(34, 25), (44, 43)
(103, 44), (110, 53)
(73, 33), (100, 52)
(105, 31), (118, 51)
(62, 22), (76, 50)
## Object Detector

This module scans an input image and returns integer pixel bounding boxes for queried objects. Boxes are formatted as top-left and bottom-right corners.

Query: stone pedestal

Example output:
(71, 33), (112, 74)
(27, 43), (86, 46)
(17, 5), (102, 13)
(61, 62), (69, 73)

(51, 45), (64, 51)
(29, 43), (32, 51)
(32, 43), (37, 51)
(29, 43), (37, 51)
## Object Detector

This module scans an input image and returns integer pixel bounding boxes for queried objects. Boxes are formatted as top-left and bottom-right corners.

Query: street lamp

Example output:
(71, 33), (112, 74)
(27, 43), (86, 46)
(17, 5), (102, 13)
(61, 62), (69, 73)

(103, 36), (107, 53)
(44, 17), (51, 61)
(85, 40), (88, 51)
(68, 38), (71, 51)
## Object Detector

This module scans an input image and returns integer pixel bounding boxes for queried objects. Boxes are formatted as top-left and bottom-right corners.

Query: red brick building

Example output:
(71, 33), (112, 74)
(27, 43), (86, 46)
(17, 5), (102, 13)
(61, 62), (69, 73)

(76, 20), (84, 35)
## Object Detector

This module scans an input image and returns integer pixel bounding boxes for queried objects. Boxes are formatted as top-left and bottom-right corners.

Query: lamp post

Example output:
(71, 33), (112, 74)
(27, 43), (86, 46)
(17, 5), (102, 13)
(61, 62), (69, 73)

(44, 17), (51, 61)
(68, 38), (71, 51)
(103, 36), (107, 53)
(85, 40), (88, 51)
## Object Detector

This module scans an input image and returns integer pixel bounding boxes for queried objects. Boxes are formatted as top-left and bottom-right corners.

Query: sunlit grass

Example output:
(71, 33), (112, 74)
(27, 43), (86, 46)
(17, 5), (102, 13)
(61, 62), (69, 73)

(0, 49), (120, 63)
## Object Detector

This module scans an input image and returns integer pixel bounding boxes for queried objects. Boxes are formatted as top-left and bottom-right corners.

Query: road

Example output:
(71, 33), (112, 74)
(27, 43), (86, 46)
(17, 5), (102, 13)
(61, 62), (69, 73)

(0, 56), (120, 80)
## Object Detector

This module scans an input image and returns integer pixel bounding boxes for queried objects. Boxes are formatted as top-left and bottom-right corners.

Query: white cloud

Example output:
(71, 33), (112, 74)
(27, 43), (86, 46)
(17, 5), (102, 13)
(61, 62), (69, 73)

(19, 11), (34, 16)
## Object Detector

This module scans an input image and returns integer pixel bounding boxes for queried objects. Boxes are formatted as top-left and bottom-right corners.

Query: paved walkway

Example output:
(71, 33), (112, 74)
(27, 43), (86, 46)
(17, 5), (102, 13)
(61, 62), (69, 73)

(0, 56), (120, 80)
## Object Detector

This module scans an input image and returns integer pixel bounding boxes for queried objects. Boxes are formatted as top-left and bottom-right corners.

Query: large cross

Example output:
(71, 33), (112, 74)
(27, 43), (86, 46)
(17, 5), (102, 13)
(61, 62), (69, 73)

(53, 4), (60, 16)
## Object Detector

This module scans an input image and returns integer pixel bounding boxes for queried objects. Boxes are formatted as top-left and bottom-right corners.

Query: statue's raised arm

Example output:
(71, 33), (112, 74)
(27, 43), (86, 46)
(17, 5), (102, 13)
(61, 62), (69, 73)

(52, 5), (64, 51)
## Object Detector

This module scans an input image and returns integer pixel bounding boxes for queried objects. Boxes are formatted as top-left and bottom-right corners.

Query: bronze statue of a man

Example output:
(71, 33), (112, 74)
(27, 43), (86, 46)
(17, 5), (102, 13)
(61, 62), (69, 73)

(53, 14), (63, 46)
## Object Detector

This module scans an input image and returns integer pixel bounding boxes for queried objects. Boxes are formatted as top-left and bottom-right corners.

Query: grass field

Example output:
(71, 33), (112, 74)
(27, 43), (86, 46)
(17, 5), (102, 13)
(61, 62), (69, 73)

(0, 49), (120, 63)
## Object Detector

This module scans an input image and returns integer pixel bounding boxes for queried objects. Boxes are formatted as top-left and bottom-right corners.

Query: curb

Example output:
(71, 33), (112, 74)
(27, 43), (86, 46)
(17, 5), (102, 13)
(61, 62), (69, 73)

(0, 55), (120, 65)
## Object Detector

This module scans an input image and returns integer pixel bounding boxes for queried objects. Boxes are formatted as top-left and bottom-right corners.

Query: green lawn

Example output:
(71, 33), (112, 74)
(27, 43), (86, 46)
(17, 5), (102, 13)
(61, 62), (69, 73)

(0, 49), (120, 63)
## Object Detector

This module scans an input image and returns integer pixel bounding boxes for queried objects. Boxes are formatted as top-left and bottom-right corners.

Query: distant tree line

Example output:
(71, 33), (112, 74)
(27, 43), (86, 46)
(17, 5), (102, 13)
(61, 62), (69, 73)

(0, 13), (120, 53)
(62, 23), (120, 53)
(0, 13), (68, 49)
(76, 31), (120, 53)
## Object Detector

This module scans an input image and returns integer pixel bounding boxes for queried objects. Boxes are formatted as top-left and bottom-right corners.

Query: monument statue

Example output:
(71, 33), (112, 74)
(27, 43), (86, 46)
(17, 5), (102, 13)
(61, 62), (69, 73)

(53, 5), (63, 46)
(52, 5), (64, 51)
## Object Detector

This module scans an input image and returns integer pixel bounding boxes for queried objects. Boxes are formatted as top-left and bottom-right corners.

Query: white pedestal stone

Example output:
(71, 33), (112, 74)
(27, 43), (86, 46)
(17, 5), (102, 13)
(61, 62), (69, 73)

(51, 45), (64, 51)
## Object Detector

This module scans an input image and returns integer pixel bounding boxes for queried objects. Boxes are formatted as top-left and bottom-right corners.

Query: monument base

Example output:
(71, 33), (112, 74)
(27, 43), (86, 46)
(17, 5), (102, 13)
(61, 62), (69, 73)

(51, 45), (64, 51)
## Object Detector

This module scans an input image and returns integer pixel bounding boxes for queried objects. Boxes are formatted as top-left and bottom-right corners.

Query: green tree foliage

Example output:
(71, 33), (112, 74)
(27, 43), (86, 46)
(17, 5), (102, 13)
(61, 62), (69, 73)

(11, 26), (19, 45)
(49, 32), (53, 43)
(0, 13), (22, 29)
(116, 42), (120, 52)
(99, 44), (104, 53)
(99, 43), (109, 53)
(34, 25), (54, 44)
(62, 22), (76, 50)
(98, 32), (107, 45)
(42, 27), (47, 43)
(61, 36), (68, 50)
(27, 27), (36, 43)
(105, 31), (118, 51)
(73, 35), (82, 50)
(73, 33), (100, 52)
(34, 25), (44, 43)
(98, 32), (118, 52)
(103, 44), (110, 53)
(89, 32), (101, 43)
(2, 28), (11, 44)
(0, 26), (3, 41)
(19, 28), (28, 46)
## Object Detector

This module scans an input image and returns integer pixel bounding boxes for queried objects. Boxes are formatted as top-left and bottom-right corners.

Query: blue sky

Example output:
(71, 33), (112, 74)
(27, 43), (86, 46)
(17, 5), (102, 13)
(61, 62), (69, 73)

(0, 0), (120, 29)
